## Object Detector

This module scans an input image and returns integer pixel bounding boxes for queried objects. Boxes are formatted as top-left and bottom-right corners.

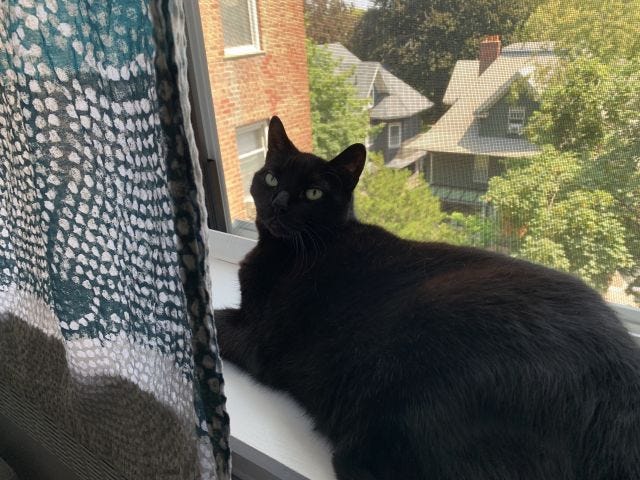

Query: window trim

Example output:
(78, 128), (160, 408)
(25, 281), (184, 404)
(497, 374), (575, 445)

(221, 0), (262, 58)
(388, 122), (402, 149)
(236, 121), (268, 203)
(368, 87), (376, 109)
(184, 0), (231, 231)
(507, 106), (526, 135)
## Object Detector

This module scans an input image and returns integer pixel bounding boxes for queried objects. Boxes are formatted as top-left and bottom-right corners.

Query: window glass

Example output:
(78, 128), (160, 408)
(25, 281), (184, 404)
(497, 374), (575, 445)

(220, 0), (259, 51)
(508, 106), (526, 135)
(237, 124), (267, 201)
(197, 0), (640, 312)
(388, 123), (401, 148)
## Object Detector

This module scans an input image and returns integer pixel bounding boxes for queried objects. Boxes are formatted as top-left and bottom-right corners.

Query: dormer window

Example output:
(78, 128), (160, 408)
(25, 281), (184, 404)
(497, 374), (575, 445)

(368, 87), (377, 109)
(508, 106), (526, 135)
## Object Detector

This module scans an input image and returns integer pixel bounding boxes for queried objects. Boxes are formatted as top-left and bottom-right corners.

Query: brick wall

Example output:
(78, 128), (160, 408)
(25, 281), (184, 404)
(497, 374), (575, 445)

(198, 0), (313, 222)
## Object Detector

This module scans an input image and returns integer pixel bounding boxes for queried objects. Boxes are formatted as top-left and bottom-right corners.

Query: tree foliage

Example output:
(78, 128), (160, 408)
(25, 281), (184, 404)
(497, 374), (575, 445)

(349, 0), (539, 105)
(488, 58), (640, 296)
(304, 0), (364, 45)
(486, 0), (640, 301)
(306, 40), (374, 159)
(355, 153), (464, 243)
(487, 147), (632, 291)
(526, 57), (640, 153)
(521, 0), (640, 62)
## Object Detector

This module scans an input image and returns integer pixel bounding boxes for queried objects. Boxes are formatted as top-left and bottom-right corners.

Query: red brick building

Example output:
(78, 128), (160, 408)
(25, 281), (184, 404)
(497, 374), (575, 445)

(198, 0), (313, 223)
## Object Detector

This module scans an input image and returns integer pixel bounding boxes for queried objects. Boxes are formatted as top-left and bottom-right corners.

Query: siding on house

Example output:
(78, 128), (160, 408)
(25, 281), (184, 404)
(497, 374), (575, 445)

(429, 152), (502, 189)
(478, 95), (539, 138)
(371, 115), (423, 164)
(427, 152), (505, 213)
(199, 0), (313, 222)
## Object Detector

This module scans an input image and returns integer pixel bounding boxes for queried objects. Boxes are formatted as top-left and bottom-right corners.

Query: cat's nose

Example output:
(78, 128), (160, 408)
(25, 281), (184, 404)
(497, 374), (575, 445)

(272, 190), (290, 213)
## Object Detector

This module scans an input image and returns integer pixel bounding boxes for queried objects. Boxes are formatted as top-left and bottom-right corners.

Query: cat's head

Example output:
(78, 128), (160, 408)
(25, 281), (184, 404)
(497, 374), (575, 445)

(250, 116), (366, 240)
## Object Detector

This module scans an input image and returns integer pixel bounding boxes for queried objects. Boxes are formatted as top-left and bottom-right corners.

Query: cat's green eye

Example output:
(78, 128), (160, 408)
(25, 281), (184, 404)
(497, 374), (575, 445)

(305, 188), (323, 201)
(265, 172), (278, 187)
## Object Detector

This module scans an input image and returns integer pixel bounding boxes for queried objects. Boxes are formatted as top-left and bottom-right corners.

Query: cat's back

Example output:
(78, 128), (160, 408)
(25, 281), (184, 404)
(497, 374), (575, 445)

(330, 220), (597, 309)
(323, 221), (638, 376)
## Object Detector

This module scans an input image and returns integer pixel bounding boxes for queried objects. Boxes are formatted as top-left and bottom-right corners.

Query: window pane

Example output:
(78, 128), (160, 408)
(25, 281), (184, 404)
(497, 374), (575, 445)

(239, 151), (264, 196)
(237, 126), (264, 156)
(197, 0), (640, 311)
(220, 0), (254, 48)
(388, 124), (401, 147)
(237, 125), (266, 200)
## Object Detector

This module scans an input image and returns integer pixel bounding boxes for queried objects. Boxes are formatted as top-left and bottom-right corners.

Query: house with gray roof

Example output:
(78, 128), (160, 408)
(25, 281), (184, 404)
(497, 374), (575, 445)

(323, 43), (434, 170)
(405, 37), (557, 213)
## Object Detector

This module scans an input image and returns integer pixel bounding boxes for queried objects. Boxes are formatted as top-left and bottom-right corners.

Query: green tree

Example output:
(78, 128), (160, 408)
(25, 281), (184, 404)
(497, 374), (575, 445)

(486, 147), (632, 291)
(304, 0), (364, 45)
(487, 3), (640, 301)
(306, 40), (375, 159)
(526, 57), (640, 153)
(349, 0), (539, 106)
(355, 153), (464, 243)
(521, 0), (640, 62)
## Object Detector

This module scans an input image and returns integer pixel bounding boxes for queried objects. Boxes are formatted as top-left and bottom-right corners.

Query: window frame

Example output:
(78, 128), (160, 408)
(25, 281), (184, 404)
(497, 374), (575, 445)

(507, 106), (526, 135)
(368, 87), (376, 109)
(220, 0), (262, 58)
(236, 121), (268, 203)
(388, 122), (402, 149)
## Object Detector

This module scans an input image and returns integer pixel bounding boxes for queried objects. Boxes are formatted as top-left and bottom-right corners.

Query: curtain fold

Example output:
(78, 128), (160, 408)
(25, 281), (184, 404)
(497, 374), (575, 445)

(0, 1), (230, 478)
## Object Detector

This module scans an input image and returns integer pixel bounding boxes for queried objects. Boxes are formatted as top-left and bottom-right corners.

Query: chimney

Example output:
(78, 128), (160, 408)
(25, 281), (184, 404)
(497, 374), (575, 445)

(479, 35), (501, 75)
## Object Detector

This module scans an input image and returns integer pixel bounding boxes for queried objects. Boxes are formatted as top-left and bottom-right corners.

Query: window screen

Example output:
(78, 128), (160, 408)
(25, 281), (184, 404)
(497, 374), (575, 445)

(220, 0), (259, 51)
(196, 0), (640, 312)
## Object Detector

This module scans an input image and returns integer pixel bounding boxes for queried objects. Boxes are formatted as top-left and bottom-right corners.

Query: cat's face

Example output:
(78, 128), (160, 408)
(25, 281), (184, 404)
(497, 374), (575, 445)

(250, 117), (366, 240)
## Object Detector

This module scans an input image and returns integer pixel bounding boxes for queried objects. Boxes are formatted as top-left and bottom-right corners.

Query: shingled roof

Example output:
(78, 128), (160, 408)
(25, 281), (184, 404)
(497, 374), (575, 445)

(407, 42), (557, 157)
(323, 43), (433, 120)
(442, 60), (479, 106)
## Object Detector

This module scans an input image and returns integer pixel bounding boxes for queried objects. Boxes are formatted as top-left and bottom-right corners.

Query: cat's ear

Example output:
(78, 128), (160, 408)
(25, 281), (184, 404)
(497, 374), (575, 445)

(268, 116), (297, 154)
(330, 144), (366, 190)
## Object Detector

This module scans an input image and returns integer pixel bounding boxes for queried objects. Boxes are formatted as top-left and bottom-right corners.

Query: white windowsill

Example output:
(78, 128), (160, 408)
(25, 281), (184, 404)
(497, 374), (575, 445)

(207, 229), (640, 479)
(223, 46), (265, 59)
(208, 230), (335, 480)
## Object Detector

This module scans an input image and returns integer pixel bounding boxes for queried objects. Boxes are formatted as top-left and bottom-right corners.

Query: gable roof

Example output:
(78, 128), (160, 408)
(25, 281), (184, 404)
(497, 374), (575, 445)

(408, 43), (557, 157)
(323, 43), (433, 120)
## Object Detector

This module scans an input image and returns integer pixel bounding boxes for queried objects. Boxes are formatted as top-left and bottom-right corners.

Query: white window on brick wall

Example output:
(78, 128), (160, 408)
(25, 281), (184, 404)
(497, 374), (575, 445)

(237, 122), (268, 201)
(508, 106), (526, 135)
(220, 0), (261, 57)
(388, 122), (401, 148)
(473, 155), (489, 184)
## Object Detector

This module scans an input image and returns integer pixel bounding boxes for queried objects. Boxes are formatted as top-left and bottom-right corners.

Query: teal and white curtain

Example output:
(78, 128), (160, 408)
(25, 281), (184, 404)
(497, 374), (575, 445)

(0, 1), (230, 478)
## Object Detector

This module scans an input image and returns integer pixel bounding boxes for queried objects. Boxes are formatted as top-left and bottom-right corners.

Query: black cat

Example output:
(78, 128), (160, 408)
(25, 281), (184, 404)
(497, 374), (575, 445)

(215, 117), (640, 480)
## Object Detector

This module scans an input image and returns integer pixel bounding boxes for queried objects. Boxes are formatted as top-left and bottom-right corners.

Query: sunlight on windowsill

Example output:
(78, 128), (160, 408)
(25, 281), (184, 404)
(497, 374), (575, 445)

(209, 242), (336, 480)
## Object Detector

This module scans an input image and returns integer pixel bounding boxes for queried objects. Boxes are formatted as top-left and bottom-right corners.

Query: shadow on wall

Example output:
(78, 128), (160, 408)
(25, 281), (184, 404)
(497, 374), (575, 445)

(0, 315), (198, 480)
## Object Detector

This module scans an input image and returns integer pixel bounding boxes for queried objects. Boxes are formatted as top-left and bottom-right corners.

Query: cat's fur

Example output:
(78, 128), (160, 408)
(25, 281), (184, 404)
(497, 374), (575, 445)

(215, 117), (640, 480)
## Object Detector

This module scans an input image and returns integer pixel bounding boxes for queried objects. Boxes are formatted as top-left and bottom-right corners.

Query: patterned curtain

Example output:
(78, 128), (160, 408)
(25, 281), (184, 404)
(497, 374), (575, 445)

(0, 1), (230, 479)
